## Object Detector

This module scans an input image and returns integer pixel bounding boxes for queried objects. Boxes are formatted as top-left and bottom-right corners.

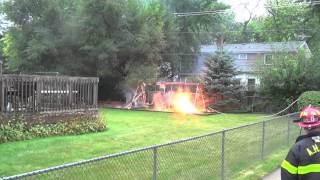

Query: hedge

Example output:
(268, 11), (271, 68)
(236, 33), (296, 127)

(298, 91), (320, 110)
(0, 111), (107, 143)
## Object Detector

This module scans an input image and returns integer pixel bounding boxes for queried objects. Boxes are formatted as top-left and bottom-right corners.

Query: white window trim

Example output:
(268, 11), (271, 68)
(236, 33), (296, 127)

(238, 54), (248, 60)
(264, 54), (273, 65)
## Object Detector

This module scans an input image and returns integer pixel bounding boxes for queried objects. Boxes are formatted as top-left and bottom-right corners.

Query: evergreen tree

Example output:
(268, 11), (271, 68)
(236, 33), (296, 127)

(203, 51), (242, 110)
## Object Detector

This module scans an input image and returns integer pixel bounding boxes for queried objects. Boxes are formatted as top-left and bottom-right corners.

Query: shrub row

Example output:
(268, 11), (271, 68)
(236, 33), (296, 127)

(0, 112), (107, 143)
(298, 91), (320, 110)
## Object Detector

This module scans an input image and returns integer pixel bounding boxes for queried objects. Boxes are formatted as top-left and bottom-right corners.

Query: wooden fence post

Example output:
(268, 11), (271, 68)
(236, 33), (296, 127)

(0, 61), (2, 112)
(93, 79), (98, 109)
(0, 75), (98, 113)
(36, 78), (43, 112)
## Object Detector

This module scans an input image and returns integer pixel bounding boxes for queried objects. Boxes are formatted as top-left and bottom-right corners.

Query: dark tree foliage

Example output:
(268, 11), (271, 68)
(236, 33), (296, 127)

(2, 0), (166, 76)
(203, 51), (242, 110)
(1, 0), (229, 100)
(161, 0), (229, 75)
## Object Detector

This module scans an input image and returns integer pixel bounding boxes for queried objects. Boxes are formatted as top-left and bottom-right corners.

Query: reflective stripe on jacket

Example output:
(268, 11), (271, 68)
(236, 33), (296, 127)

(281, 132), (320, 180)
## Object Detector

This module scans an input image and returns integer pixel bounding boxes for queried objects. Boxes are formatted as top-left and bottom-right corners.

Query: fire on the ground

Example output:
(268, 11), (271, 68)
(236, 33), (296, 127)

(153, 82), (207, 114)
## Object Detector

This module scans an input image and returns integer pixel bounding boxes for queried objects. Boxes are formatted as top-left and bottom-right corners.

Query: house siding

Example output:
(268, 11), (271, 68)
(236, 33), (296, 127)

(232, 53), (263, 73)
(193, 41), (311, 91)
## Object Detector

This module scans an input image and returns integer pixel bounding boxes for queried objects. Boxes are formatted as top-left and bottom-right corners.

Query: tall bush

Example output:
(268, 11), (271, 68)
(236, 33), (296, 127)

(0, 113), (107, 144)
(258, 51), (320, 110)
(298, 91), (320, 110)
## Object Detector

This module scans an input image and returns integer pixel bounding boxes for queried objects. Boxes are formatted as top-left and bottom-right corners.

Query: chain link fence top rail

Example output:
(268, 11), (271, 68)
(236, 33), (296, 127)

(1, 113), (300, 180)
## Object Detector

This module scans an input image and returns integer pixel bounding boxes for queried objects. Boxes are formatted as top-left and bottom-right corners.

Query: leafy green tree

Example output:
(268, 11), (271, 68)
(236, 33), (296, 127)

(247, 0), (320, 48)
(2, 0), (168, 100)
(75, 0), (168, 94)
(1, 0), (233, 100)
(125, 63), (157, 88)
(258, 51), (320, 108)
(2, 0), (73, 73)
(264, 0), (314, 41)
(2, 0), (165, 77)
(203, 51), (242, 110)
(162, 0), (229, 74)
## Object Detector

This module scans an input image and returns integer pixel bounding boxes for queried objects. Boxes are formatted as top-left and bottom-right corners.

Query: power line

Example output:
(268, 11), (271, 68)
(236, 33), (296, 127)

(174, 12), (228, 17)
(173, 1), (316, 17)
(173, 9), (230, 17)
(173, 10), (228, 15)
(166, 28), (316, 34)
(264, 2), (311, 9)
(163, 53), (198, 56)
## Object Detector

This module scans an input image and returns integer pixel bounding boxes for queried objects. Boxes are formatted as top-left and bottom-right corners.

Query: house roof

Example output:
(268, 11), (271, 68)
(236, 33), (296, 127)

(201, 41), (308, 54)
(195, 41), (311, 74)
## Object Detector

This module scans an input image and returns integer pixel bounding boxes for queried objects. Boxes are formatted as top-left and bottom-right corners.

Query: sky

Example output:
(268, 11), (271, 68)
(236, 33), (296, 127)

(0, 0), (6, 34)
(0, 0), (11, 34)
(220, 0), (268, 22)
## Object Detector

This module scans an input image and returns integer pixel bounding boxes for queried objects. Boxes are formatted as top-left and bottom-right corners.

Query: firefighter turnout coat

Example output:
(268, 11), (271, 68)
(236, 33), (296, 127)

(281, 132), (320, 180)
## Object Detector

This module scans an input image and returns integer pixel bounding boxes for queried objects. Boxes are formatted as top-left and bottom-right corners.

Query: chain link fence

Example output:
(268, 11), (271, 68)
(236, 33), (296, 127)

(2, 113), (300, 180)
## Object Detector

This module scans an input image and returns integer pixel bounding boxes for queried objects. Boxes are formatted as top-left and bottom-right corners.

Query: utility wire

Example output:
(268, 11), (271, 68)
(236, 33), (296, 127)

(173, 1), (315, 17)
(262, 98), (300, 118)
(166, 28), (316, 34)
(163, 53), (198, 56)
(173, 10), (229, 15)
(173, 9), (230, 17)
(264, 2), (311, 8)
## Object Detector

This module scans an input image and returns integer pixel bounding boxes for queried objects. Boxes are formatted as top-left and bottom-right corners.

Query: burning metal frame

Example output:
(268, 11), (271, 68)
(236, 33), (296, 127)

(123, 81), (214, 115)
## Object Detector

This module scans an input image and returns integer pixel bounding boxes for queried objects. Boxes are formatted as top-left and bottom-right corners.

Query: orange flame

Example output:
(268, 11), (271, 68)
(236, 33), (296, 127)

(173, 90), (199, 114)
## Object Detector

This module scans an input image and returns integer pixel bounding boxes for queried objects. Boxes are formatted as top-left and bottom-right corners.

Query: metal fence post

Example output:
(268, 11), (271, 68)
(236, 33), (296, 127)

(221, 130), (225, 180)
(261, 121), (265, 160)
(153, 147), (158, 180)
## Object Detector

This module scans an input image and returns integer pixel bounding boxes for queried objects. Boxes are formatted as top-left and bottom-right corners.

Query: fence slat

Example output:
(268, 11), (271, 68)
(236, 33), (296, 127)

(16, 77), (20, 112)
(32, 78), (36, 111)
(81, 79), (83, 109)
(64, 79), (67, 111)
(76, 79), (79, 110)
(86, 80), (89, 109)
(93, 80), (98, 109)
(0, 75), (98, 113)
(4, 78), (7, 113)
(1, 77), (4, 112)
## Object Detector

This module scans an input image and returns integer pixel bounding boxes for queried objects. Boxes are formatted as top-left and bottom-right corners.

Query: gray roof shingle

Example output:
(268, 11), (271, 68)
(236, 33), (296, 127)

(195, 41), (310, 74)
(201, 41), (306, 54)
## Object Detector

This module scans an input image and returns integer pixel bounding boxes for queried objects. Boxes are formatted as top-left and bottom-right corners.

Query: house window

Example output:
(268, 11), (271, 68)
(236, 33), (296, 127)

(247, 79), (256, 91)
(264, 54), (273, 65)
(238, 54), (248, 60)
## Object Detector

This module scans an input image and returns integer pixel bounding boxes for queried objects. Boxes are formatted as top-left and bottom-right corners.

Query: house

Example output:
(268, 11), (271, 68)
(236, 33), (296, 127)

(195, 41), (312, 91)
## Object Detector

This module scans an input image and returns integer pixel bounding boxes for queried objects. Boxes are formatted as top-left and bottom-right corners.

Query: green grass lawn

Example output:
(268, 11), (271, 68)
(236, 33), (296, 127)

(234, 149), (288, 180)
(0, 108), (266, 177)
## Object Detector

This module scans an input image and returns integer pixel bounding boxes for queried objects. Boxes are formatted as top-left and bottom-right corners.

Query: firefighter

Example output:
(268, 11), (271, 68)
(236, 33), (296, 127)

(281, 105), (320, 180)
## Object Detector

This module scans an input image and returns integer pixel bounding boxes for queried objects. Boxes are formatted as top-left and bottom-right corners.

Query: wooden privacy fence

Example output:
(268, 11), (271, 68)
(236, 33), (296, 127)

(0, 75), (99, 113)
